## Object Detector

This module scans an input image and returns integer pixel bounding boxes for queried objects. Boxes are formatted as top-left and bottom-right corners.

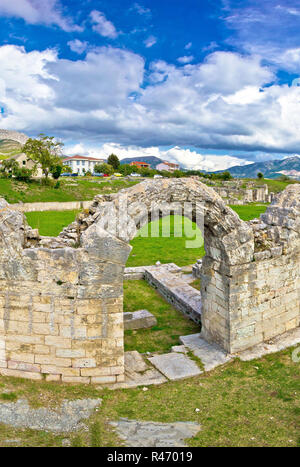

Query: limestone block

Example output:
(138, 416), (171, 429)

(124, 310), (157, 330)
(148, 353), (202, 381)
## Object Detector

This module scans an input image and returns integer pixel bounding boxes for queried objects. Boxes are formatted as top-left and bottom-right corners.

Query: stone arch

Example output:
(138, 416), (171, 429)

(0, 180), (299, 383)
(76, 179), (254, 352)
(79, 178), (254, 266)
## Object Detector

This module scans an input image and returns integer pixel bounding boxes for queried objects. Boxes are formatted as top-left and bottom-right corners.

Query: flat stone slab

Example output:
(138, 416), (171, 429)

(124, 263), (181, 280)
(236, 327), (300, 361)
(0, 398), (102, 432)
(110, 418), (201, 447)
(171, 345), (188, 354)
(124, 310), (157, 330)
(148, 352), (202, 381)
(180, 333), (232, 371)
(106, 351), (167, 389)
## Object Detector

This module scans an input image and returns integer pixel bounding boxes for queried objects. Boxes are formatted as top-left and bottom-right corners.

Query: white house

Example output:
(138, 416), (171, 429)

(156, 161), (180, 172)
(63, 155), (106, 175)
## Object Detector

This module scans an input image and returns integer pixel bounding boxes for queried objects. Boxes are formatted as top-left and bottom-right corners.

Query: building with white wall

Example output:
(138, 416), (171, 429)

(63, 155), (106, 175)
(156, 161), (180, 172)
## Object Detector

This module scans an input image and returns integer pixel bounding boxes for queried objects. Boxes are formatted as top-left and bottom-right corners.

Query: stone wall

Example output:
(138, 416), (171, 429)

(0, 179), (299, 383)
(12, 200), (93, 213)
(0, 200), (130, 383)
(210, 181), (274, 205)
(201, 184), (300, 352)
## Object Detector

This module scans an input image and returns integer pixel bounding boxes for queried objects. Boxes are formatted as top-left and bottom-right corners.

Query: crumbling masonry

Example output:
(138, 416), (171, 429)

(0, 179), (299, 383)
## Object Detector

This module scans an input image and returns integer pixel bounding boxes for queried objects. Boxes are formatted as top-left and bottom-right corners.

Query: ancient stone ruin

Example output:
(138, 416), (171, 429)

(0, 179), (299, 383)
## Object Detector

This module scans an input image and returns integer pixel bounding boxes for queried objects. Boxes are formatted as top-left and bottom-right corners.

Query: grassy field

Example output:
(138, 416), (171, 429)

(230, 203), (268, 221)
(253, 178), (299, 193)
(127, 215), (205, 267)
(1, 204), (299, 447)
(25, 210), (80, 237)
(0, 178), (138, 204)
(124, 280), (199, 353)
(0, 345), (298, 447)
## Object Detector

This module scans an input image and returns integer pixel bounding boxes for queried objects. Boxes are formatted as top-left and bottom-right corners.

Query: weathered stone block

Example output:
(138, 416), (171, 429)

(124, 310), (157, 330)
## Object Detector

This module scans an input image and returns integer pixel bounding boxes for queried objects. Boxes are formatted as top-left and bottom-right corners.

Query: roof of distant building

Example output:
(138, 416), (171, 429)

(129, 161), (150, 166)
(63, 155), (105, 162)
(162, 161), (179, 167)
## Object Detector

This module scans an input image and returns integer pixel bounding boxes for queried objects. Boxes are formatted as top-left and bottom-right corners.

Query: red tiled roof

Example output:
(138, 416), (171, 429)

(129, 161), (150, 166)
(63, 155), (105, 162)
(162, 161), (179, 167)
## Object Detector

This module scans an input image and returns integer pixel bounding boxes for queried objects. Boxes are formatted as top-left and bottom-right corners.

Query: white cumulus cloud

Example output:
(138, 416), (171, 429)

(0, 0), (82, 32)
(90, 10), (118, 39)
(144, 36), (157, 48)
(68, 39), (89, 54)
(2, 44), (300, 159)
(177, 56), (194, 64)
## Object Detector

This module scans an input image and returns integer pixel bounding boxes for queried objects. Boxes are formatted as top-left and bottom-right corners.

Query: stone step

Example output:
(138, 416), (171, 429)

(124, 310), (157, 330)
(180, 333), (232, 371)
(148, 352), (203, 381)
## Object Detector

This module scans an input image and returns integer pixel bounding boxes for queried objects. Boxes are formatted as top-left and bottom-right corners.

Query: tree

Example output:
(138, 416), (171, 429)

(94, 163), (114, 175)
(119, 164), (133, 176)
(277, 174), (290, 181)
(257, 172), (264, 179)
(0, 158), (19, 178)
(221, 171), (232, 181)
(173, 170), (185, 178)
(0, 158), (34, 182)
(62, 165), (72, 173)
(107, 154), (120, 170)
(13, 167), (34, 182)
(51, 164), (63, 180)
(23, 134), (63, 180)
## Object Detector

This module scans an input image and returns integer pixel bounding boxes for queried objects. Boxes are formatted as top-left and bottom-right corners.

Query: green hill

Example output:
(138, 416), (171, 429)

(0, 139), (23, 159)
(120, 156), (164, 169)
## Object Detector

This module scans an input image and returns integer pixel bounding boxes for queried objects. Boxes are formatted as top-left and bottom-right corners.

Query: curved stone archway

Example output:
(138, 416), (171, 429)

(0, 179), (299, 383)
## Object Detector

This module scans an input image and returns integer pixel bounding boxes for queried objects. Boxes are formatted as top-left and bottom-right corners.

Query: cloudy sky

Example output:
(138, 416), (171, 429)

(1, 0), (300, 170)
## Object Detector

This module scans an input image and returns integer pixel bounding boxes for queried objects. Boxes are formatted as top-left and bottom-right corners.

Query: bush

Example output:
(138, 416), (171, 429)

(51, 164), (63, 180)
(94, 163), (114, 175)
(14, 167), (34, 182)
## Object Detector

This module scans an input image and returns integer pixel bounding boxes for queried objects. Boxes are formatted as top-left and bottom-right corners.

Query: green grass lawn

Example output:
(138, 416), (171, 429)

(127, 215), (205, 267)
(230, 203), (268, 221)
(0, 346), (298, 447)
(25, 210), (80, 237)
(123, 280), (199, 353)
(254, 178), (299, 193)
(0, 178), (139, 204)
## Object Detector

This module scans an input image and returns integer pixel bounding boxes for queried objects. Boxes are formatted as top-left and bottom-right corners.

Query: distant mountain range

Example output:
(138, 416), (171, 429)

(213, 156), (300, 180)
(120, 156), (164, 169)
(0, 130), (28, 160)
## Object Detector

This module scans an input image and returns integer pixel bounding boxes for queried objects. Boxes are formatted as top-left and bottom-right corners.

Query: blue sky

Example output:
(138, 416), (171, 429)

(1, 0), (300, 170)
